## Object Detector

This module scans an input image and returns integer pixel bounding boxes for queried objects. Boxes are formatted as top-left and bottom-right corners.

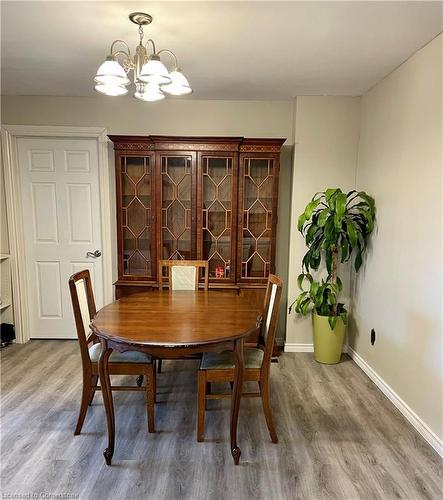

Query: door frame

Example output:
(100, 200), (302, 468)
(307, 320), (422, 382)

(1, 125), (113, 343)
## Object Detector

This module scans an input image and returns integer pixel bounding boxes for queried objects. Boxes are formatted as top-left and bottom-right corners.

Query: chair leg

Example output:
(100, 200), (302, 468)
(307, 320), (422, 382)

(153, 360), (157, 404)
(197, 370), (206, 442)
(146, 365), (155, 433)
(205, 382), (211, 410)
(136, 375), (144, 387)
(157, 359), (162, 373)
(75, 374), (93, 435)
(88, 375), (99, 406)
(259, 379), (278, 443)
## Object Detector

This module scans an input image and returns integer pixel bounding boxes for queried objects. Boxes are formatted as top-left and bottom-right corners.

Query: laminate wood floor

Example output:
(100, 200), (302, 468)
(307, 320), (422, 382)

(1, 340), (442, 500)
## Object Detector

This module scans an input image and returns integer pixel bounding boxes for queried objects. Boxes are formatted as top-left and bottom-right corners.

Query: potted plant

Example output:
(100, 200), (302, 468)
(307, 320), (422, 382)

(289, 188), (376, 364)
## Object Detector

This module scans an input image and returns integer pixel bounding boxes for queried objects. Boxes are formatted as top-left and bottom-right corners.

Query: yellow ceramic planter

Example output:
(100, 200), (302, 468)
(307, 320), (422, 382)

(312, 312), (345, 364)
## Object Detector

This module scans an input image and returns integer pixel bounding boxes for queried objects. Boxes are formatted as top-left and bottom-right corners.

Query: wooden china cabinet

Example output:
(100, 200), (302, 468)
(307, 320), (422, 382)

(109, 135), (285, 310)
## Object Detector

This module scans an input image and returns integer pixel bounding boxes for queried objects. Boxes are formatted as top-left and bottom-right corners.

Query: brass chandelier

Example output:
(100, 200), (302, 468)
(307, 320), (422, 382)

(94, 12), (192, 101)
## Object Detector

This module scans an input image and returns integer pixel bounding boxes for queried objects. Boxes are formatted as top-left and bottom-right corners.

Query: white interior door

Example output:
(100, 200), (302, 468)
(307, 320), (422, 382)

(18, 137), (104, 338)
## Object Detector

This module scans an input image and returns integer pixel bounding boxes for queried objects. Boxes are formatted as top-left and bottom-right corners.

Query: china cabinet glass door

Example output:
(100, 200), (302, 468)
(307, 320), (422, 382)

(158, 153), (196, 263)
(198, 154), (237, 282)
(119, 154), (155, 279)
(238, 155), (276, 282)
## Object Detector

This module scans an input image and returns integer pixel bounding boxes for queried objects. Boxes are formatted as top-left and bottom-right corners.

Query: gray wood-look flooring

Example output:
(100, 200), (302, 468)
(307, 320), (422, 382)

(1, 340), (442, 500)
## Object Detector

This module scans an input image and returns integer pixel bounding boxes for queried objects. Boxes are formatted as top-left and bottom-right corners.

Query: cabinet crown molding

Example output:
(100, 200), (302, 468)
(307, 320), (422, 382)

(108, 135), (286, 153)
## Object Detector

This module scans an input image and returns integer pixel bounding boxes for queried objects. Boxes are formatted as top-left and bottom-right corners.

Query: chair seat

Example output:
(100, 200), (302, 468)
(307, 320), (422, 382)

(89, 343), (152, 364)
(200, 348), (264, 370)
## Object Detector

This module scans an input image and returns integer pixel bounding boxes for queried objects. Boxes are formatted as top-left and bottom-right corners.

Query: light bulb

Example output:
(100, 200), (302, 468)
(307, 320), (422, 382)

(94, 59), (130, 86)
(95, 83), (129, 96)
(138, 55), (171, 85)
(162, 69), (192, 96)
(134, 82), (165, 101)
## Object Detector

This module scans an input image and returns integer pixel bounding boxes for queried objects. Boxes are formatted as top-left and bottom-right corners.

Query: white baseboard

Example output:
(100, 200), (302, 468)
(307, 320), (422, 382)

(347, 346), (443, 458)
(284, 343), (348, 353)
(284, 343), (314, 352)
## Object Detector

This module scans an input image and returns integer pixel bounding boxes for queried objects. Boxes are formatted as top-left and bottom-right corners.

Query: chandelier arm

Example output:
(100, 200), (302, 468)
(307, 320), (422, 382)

(112, 50), (133, 71)
(113, 50), (131, 59)
(110, 39), (132, 58)
(144, 39), (157, 55)
(157, 49), (179, 69)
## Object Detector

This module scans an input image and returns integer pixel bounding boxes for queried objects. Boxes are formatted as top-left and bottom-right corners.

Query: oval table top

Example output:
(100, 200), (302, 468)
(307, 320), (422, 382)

(91, 290), (261, 347)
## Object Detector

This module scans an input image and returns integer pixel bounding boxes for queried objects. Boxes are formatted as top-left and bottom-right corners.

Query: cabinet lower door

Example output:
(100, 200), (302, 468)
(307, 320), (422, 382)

(197, 153), (238, 284)
(157, 152), (196, 265)
(237, 153), (279, 284)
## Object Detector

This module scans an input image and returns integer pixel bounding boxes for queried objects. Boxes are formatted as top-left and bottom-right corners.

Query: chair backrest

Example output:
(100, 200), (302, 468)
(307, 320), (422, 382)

(260, 274), (283, 370)
(68, 269), (98, 367)
(158, 260), (209, 291)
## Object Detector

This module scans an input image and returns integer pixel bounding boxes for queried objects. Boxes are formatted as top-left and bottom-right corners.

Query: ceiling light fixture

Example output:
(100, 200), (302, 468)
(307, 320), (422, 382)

(94, 12), (192, 101)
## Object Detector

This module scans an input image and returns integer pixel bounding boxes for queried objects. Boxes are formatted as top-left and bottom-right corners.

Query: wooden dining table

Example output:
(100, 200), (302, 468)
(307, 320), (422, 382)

(91, 290), (261, 466)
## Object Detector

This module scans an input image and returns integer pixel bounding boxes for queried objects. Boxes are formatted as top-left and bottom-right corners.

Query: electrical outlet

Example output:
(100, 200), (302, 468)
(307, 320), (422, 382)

(371, 328), (376, 345)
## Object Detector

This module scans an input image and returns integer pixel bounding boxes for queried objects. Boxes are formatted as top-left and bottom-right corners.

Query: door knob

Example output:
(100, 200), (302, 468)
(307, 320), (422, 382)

(86, 250), (102, 258)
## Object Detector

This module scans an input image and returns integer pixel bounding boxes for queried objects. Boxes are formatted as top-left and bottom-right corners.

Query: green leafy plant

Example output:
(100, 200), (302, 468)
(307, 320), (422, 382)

(289, 274), (347, 329)
(290, 188), (376, 328)
(297, 188), (375, 276)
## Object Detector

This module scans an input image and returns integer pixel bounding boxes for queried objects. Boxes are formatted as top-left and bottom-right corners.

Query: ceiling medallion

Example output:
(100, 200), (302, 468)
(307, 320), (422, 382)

(94, 12), (192, 101)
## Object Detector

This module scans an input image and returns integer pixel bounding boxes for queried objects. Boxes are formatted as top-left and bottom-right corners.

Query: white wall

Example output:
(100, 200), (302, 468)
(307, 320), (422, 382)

(286, 96), (361, 346)
(350, 35), (443, 442)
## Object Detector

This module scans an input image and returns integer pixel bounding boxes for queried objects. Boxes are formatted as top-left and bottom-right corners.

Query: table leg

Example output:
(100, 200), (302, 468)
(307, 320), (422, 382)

(230, 338), (245, 465)
(98, 340), (114, 465)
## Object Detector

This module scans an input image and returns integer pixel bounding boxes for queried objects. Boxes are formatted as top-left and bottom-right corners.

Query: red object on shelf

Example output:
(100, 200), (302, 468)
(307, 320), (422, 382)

(216, 266), (224, 278)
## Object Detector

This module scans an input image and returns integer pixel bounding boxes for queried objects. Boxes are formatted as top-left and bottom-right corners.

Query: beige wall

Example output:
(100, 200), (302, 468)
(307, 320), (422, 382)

(350, 35), (443, 440)
(286, 96), (361, 345)
(1, 96), (293, 140)
(1, 96), (294, 341)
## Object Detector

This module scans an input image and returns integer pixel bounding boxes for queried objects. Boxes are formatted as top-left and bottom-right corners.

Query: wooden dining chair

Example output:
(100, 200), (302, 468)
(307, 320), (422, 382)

(196, 274), (283, 443)
(157, 260), (209, 373)
(158, 259), (209, 291)
(69, 269), (156, 435)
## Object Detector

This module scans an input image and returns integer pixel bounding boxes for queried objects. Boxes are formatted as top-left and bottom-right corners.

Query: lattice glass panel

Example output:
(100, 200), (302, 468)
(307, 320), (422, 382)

(241, 158), (273, 278)
(202, 157), (232, 278)
(161, 156), (192, 262)
(121, 156), (152, 276)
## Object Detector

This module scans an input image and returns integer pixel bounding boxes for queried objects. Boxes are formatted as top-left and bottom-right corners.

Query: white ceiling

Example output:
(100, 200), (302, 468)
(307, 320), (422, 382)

(1, 1), (442, 99)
